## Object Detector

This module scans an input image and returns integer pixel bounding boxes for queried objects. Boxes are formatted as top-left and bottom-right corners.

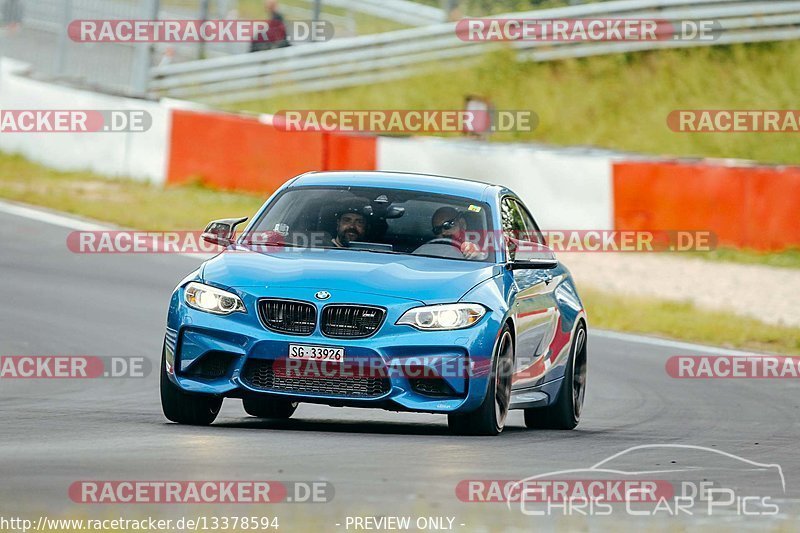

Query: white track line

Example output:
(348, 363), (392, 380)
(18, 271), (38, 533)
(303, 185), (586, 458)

(0, 199), (209, 260)
(593, 329), (764, 355)
(0, 199), (112, 231)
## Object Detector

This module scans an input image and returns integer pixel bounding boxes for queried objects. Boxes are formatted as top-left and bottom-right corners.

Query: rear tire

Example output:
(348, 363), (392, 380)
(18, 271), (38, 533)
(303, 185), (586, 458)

(242, 396), (298, 419)
(524, 322), (587, 430)
(448, 326), (514, 436)
(160, 345), (222, 426)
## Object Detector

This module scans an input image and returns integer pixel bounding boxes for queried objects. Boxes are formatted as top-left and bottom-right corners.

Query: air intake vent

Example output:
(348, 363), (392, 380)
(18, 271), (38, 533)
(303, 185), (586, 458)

(242, 360), (390, 398)
(258, 299), (316, 335)
(321, 305), (385, 338)
(183, 352), (235, 379)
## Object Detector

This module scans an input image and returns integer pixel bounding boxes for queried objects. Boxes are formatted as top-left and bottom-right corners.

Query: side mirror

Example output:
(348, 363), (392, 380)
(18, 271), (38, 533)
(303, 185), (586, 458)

(201, 217), (248, 247)
(507, 239), (558, 270)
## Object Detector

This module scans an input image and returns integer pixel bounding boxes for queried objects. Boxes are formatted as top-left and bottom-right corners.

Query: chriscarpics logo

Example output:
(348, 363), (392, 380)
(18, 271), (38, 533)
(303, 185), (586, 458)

(480, 445), (785, 517)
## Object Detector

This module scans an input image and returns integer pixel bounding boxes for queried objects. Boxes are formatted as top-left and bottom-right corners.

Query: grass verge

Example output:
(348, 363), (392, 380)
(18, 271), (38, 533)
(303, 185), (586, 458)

(231, 41), (800, 165)
(687, 247), (800, 270)
(1, 151), (797, 354)
(0, 153), (264, 231)
(581, 288), (800, 356)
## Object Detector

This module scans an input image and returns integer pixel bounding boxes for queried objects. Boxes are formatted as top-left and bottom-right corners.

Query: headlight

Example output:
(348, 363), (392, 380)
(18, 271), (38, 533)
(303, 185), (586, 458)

(396, 304), (486, 331)
(184, 282), (246, 315)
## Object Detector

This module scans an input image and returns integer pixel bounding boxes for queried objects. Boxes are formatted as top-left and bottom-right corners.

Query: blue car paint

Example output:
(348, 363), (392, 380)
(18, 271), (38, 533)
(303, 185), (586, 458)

(165, 172), (586, 414)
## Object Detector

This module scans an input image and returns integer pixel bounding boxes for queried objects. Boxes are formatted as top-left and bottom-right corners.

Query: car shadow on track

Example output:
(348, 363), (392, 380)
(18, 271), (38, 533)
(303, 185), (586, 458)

(200, 418), (570, 438)
(214, 418), (460, 436)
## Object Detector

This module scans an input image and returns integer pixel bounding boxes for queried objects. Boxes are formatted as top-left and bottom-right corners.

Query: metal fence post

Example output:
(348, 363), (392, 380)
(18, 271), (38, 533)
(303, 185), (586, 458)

(198, 0), (210, 60)
(54, 0), (73, 77)
(313, 0), (322, 21)
(131, 0), (160, 97)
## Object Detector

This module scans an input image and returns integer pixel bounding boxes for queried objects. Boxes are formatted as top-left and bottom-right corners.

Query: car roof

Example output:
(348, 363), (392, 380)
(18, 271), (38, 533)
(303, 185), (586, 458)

(290, 171), (498, 201)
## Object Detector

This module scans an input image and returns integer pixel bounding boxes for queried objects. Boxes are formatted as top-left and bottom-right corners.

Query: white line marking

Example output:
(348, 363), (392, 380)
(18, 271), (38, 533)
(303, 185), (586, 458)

(0, 199), (111, 231)
(592, 329), (764, 355)
(0, 199), (210, 260)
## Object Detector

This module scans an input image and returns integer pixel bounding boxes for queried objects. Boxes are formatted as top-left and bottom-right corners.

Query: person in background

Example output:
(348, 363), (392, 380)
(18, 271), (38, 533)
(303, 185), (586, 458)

(158, 46), (176, 68)
(251, 0), (290, 52)
(445, 0), (462, 22)
(463, 94), (494, 140)
(1, 0), (23, 33)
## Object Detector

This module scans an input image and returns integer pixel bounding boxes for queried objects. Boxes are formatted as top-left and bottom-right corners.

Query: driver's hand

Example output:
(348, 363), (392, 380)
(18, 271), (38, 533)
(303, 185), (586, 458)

(460, 241), (486, 260)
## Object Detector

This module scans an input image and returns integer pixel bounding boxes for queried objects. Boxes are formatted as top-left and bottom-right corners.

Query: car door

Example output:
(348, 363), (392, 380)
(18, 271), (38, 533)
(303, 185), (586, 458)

(501, 197), (560, 389)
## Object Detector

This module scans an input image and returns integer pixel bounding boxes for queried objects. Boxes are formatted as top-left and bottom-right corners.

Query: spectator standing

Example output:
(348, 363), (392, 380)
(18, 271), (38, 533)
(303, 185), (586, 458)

(251, 0), (290, 52)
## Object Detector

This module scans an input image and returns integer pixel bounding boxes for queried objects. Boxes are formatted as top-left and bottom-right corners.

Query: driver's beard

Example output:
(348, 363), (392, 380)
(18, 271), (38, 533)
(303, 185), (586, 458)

(340, 230), (359, 244)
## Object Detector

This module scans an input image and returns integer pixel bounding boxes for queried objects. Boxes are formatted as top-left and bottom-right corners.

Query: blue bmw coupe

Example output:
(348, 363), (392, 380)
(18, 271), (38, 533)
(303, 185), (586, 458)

(162, 171), (587, 435)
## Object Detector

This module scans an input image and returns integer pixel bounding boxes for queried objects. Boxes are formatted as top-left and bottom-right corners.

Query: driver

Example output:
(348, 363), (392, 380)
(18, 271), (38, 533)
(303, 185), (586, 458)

(427, 207), (485, 260)
(331, 204), (368, 248)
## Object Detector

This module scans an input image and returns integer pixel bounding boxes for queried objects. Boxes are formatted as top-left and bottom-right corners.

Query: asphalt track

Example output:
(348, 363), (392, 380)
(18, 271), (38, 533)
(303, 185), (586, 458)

(1, 201), (798, 531)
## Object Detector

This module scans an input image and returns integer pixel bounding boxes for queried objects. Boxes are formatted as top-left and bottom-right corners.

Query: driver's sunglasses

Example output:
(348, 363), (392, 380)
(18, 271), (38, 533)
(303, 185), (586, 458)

(432, 218), (459, 235)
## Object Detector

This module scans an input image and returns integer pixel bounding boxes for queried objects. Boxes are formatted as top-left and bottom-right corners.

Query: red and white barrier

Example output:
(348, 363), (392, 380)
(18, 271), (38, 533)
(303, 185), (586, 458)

(2, 57), (797, 251)
(0, 59), (177, 183)
(376, 136), (614, 230)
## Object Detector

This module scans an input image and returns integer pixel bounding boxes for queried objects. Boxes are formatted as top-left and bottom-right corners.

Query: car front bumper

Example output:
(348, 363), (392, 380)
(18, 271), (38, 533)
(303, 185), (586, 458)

(164, 287), (504, 414)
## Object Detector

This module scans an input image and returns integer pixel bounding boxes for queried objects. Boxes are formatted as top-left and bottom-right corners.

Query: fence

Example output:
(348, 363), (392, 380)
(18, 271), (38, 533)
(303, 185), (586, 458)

(149, 0), (800, 103)
(0, 0), (342, 96)
(0, 0), (249, 95)
(322, 0), (446, 26)
(0, 0), (151, 95)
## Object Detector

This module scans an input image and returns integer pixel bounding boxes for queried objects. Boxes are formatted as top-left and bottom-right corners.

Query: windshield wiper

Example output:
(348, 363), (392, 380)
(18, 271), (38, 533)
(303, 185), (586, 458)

(239, 240), (301, 249)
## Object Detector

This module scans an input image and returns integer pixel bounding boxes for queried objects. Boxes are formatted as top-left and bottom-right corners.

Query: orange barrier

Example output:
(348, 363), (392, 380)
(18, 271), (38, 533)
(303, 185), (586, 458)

(614, 161), (800, 251)
(167, 110), (377, 194)
(324, 132), (377, 171)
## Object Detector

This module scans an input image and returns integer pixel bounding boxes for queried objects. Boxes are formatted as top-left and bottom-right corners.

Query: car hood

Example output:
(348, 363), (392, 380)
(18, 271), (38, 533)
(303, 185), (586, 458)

(201, 247), (501, 305)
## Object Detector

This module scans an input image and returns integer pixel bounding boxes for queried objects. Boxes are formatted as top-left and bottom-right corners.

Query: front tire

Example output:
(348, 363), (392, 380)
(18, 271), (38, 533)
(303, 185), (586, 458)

(160, 346), (222, 426)
(524, 322), (587, 430)
(243, 396), (298, 419)
(448, 326), (514, 436)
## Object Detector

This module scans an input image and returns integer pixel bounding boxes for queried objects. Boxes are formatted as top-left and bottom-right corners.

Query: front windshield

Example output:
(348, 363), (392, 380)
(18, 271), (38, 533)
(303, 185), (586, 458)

(243, 186), (495, 263)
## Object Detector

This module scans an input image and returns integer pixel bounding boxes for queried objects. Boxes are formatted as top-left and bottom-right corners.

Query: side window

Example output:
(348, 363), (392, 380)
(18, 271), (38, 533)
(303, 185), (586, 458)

(514, 200), (545, 245)
(501, 198), (528, 261)
(501, 198), (526, 238)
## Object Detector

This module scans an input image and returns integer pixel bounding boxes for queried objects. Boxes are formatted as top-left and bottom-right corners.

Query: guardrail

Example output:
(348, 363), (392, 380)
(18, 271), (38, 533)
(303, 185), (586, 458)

(322, 0), (446, 26)
(149, 0), (800, 104)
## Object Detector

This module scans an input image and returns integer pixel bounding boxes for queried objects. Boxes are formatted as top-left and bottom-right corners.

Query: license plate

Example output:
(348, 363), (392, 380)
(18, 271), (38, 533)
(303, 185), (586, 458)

(288, 344), (345, 362)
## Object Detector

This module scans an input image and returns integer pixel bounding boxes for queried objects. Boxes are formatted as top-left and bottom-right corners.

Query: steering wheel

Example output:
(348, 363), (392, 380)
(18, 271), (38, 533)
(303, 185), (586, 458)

(427, 237), (462, 249)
